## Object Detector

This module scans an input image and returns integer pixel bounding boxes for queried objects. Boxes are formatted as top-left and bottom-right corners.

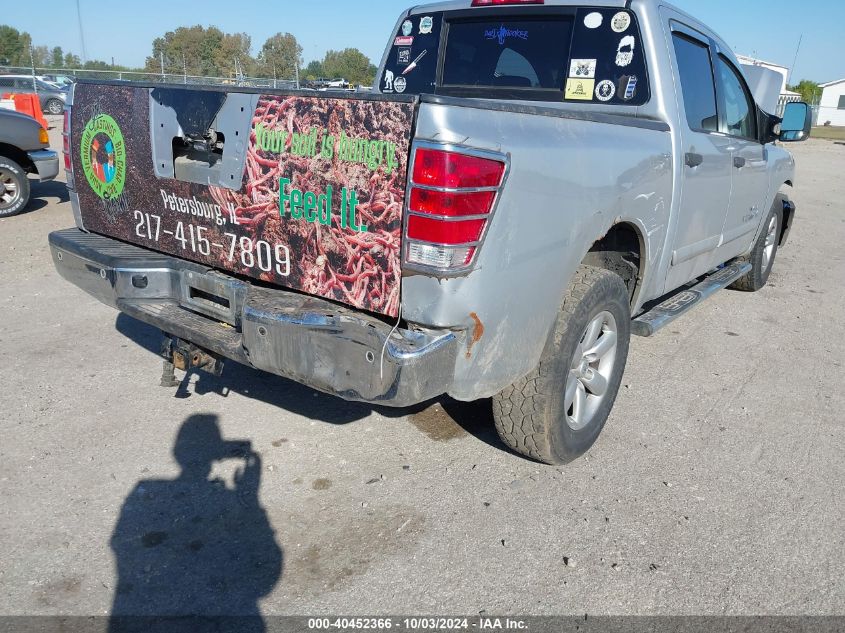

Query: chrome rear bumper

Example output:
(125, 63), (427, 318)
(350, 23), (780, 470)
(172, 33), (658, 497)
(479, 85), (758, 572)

(49, 228), (459, 407)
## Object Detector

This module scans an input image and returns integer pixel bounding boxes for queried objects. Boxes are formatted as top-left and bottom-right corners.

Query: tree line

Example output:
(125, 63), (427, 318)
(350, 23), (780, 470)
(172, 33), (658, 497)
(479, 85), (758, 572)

(0, 24), (377, 85)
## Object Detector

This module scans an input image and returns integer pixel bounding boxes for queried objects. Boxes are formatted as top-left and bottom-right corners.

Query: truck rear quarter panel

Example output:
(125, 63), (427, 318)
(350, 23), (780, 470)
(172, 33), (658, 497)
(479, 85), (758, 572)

(405, 101), (673, 400)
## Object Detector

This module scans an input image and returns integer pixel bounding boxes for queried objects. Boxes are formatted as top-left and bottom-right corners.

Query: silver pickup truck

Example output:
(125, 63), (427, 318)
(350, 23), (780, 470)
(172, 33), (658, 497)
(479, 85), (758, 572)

(49, 0), (812, 464)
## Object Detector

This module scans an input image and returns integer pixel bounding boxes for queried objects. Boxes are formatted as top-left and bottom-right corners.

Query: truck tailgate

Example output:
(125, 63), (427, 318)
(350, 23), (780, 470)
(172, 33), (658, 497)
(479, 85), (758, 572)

(70, 81), (415, 317)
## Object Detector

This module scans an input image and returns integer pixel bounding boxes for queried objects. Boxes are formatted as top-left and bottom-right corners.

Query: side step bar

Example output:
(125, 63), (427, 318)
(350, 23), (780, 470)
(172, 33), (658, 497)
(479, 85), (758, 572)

(631, 261), (752, 337)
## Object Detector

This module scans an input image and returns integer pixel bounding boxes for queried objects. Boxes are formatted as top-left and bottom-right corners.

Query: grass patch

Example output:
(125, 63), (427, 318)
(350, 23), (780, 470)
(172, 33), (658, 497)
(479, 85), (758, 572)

(811, 126), (845, 141)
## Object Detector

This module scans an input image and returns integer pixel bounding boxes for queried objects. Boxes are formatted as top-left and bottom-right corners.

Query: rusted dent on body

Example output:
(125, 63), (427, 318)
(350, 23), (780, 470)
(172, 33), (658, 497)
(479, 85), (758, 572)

(466, 312), (485, 359)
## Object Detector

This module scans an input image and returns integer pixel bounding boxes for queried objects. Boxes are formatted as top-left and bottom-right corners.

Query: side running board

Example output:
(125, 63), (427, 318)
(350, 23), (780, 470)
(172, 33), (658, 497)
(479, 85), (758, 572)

(631, 261), (752, 337)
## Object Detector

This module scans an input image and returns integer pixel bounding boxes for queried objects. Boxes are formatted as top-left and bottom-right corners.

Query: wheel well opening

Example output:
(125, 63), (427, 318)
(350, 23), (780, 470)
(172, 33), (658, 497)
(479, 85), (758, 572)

(779, 196), (794, 246)
(0, 143), (35, 173)
(582, 223), (643, 305)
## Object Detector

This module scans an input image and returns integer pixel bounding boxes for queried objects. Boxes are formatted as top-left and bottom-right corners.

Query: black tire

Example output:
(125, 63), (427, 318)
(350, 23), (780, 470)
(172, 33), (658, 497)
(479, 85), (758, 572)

(730, 195), (784, 292)
(492, 265), (631, 464)
(46, 99), (64, 115)
(0, 157), (31, 218)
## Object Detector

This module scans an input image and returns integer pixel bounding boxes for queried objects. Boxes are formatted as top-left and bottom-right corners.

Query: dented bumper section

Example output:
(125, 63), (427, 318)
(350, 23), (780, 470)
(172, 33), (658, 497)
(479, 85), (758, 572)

(48, 228), (459, 407)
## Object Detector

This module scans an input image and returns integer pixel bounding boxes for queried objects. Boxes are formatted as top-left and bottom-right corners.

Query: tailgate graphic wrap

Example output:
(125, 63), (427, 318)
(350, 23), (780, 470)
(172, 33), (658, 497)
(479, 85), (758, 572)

(72, 84), (414, 317)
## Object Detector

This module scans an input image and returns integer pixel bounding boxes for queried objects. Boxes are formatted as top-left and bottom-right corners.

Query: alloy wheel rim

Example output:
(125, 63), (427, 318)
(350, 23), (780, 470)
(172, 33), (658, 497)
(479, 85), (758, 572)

(564, 310), (618, 431)
(762, 215), (778, 271)
(0, 168), (20, 210)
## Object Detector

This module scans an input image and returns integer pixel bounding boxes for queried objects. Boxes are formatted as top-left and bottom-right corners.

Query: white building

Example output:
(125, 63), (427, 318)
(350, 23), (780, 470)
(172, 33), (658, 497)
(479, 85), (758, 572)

(816, 79), (845, 127)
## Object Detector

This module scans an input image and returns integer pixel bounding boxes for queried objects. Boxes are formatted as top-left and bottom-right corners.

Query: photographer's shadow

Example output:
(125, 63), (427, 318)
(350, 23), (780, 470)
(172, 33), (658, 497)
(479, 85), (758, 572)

(109, 414), (282, 633)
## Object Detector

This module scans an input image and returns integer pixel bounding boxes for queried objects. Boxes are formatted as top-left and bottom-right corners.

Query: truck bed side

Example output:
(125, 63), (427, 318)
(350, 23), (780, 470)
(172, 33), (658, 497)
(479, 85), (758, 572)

(404, 96), (673, 399)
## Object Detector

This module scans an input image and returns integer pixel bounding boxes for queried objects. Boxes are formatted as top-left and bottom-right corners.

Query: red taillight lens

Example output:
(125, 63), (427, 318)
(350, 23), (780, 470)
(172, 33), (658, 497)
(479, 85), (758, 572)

(404, 146), (507, 271)
(410, 188), (495, 217)
(413, 148), (505, 189)
(471, 0), (543, 5)
(407, 216), (486, 244)
(62, 107), (74, 187)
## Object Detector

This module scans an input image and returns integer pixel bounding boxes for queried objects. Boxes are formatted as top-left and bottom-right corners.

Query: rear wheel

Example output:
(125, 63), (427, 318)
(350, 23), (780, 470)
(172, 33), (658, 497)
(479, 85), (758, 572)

(0, 157), (30, 218)
(730, 196), (784, 292)
(46, 99), (63, 115)
(492, 265), (631, 464)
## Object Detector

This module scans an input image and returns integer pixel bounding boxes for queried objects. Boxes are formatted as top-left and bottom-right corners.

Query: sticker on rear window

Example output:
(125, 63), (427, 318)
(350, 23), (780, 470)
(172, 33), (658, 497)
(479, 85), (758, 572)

(420, 16), (433, 34)
(616, 35), (635, 67)
(595, 80), (616, 101)
(621, 75), (638, 101)
(565, 78), (594, 100)
(583, 12), (603, 29)
(569, 59), (596, 79)
(394, 36), (413, 46)
(611, 12), (631, 33)
(484, 25), (529, 45)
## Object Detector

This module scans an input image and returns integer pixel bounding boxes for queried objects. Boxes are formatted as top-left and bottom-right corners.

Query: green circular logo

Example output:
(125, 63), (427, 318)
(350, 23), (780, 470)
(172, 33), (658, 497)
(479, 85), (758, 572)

(80, 113), (126, 200)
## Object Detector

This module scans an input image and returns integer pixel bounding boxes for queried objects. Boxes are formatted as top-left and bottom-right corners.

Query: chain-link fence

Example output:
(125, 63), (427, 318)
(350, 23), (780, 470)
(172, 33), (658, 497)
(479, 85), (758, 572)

(0, 65), (299, 89)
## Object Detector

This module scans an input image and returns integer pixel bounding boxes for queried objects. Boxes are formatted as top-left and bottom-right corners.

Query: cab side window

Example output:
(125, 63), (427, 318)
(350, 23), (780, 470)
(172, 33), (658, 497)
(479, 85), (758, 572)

(716, 56), (757, 140)
(672, 33), (718, 133)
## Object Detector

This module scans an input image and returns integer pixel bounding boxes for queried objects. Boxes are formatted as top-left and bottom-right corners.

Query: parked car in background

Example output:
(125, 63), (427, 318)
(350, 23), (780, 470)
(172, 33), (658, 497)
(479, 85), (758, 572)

(0, 108), (59, 216)
(0, 75), (67, 114)
(42, 74), (75, 88)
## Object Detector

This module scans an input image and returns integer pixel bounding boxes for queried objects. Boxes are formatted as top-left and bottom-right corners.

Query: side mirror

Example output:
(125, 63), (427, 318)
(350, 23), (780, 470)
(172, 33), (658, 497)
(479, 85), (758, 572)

(778, 102), (812, 142)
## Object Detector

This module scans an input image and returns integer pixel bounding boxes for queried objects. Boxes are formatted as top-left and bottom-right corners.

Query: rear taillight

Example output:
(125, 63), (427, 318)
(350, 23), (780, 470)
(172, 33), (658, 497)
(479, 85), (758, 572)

(62, 108), (74, 189)
(471, 0), (544, 5)
(404, 145), (506, 272)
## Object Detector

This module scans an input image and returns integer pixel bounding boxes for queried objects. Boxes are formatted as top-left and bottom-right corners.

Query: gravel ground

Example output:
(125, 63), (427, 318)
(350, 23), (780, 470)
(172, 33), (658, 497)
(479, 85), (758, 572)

(0, 116), (842, 618)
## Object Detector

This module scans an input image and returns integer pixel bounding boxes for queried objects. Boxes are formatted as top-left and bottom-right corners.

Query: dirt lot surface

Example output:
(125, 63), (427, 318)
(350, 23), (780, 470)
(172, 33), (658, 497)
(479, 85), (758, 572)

(0, 117), (843, 618)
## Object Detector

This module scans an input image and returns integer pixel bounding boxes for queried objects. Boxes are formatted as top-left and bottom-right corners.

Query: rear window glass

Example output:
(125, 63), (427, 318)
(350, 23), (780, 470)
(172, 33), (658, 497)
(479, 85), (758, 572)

(379, 7), (650, 105)
(442, 18), (572, 89)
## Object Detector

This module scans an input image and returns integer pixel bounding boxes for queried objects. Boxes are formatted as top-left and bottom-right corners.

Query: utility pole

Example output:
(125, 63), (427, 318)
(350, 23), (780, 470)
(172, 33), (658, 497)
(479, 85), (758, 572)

(29, 46), (37, 93)
(75, 0), (88, 64)
(160, 51), (165, 80)
(183, 54), (187, 84)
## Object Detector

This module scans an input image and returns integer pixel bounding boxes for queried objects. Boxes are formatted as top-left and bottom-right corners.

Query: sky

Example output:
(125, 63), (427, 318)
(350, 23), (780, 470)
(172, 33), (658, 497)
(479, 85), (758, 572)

(3, 0), (844, 83)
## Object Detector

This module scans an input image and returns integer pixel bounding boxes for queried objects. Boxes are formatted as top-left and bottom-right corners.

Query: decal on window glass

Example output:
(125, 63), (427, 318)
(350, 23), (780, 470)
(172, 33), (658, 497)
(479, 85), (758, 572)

(565, 78), (594, 100)
(611, 12), (631, 33)
(484, 25), (529, 45)
(616, 35), (635, 67)
(595, 80), (616, 101)
(620, 75), (638, 100)
(583, 12), (603, 29)
(402, 50), (427, 76)
(420, 16), (433, 34)
(402, 20), (413, 36)
(569, 59), (596, 78)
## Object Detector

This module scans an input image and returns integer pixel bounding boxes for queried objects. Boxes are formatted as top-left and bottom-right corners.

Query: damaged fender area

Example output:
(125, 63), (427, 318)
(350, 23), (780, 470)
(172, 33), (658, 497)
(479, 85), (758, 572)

(402, 102), (672, 401)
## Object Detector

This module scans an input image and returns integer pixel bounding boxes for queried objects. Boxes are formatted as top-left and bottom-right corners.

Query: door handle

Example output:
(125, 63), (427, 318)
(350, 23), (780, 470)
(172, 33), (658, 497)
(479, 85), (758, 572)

(685, 152), (703, 168)
(733, 156), (746, 168)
